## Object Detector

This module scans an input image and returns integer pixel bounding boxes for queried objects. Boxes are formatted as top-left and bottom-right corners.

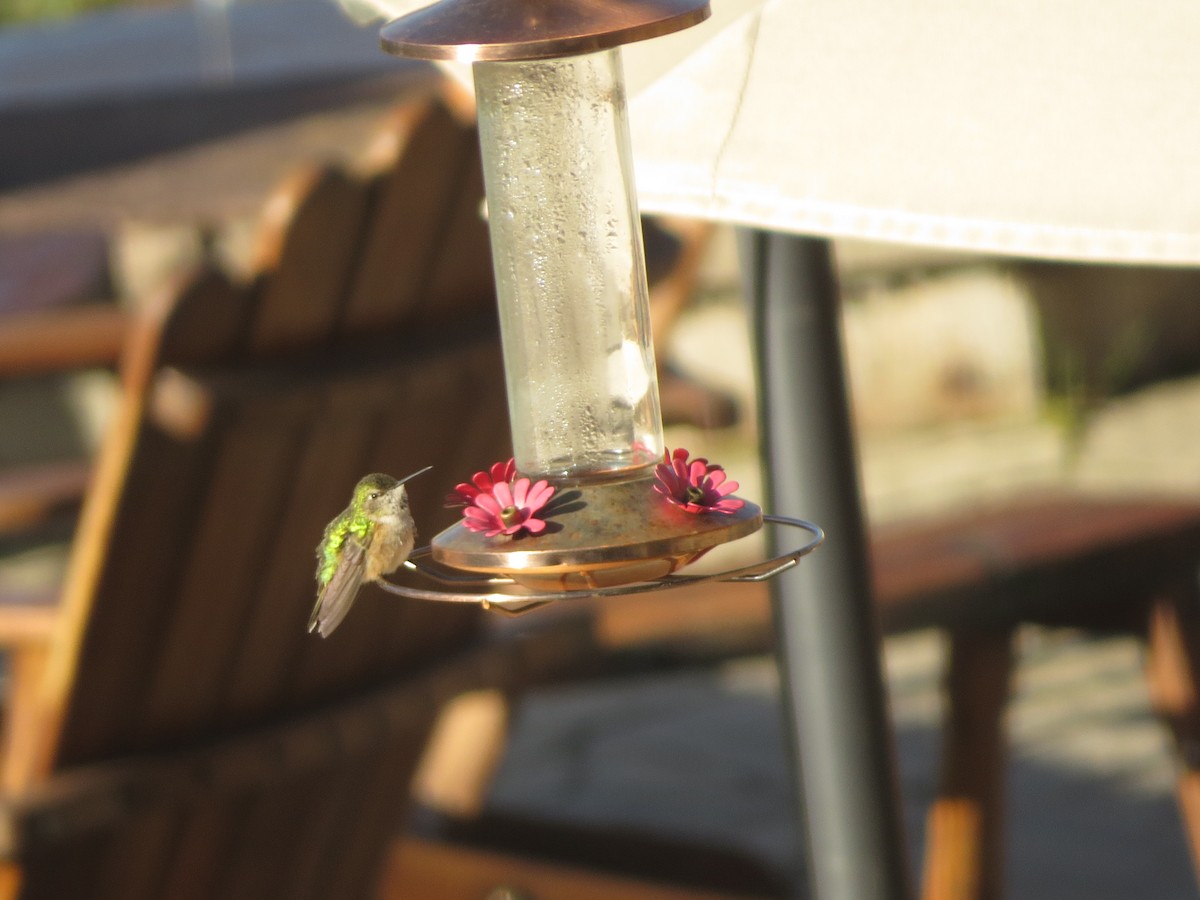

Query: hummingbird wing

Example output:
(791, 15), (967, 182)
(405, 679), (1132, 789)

(308, 533), (368, 638)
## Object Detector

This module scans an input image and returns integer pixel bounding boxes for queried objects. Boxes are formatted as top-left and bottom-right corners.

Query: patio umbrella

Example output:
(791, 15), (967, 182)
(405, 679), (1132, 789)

(629, 0), (1200, 265)
(345, 0), (1200, 263)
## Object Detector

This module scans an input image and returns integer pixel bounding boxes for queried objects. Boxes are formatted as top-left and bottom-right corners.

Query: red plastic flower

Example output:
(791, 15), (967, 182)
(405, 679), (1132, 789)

(462, 477), (556, 537)
(653, 448), (744, 515)
(445, 458), (517, 508)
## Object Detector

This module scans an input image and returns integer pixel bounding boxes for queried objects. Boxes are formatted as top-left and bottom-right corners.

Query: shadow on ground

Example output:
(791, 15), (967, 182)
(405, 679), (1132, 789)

(488, 656), (1196, 899)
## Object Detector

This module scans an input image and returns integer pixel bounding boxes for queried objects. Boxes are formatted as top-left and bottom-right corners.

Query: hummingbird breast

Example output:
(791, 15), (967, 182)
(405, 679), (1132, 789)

(364, 507), (416, 582)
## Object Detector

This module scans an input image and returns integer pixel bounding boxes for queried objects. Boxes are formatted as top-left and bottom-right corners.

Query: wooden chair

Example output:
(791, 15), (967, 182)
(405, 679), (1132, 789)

(0, 87), (605, 900)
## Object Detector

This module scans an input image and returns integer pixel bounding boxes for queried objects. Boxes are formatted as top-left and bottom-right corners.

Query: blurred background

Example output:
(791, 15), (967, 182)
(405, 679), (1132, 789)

(4, 0), (1200, 897)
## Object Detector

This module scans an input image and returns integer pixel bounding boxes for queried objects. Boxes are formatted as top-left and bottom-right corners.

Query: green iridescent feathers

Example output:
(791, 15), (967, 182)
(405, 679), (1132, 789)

(315, 511), (373, 589)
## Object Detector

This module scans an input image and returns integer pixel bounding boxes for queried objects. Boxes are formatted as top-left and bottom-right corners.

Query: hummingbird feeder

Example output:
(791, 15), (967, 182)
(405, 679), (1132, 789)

(376, 0), (821, 610)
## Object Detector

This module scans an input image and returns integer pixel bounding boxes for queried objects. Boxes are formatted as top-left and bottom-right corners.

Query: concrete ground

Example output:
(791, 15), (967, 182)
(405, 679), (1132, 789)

(492, 632), (1198, 898)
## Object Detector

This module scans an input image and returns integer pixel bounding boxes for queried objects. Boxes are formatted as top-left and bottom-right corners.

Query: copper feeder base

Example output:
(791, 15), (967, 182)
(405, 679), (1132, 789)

(430, 471), (762, 591)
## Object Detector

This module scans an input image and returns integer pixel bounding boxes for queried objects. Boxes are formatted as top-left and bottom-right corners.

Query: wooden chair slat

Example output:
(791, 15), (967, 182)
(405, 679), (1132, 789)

(293, 763), (386, 900)
(50, 423), (219, 769)
(152, 801), (242, 900)
(247, 167), (371, 355)
(17, 835), (111, 900)
(275, 769), (374, 900)
(135, 405), (313, 745)
(213, 781), (322, 900)
(340, 101), (479, 334)
(317, 744), (430, 900)
(215, 407), (380, 726)
(152, 268), (246, 369)
(412, 141), (495, 326)
(91, 808), (180, 900)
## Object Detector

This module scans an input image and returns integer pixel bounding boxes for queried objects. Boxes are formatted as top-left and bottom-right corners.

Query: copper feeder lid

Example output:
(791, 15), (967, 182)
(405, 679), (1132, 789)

(380, 0), (711, 62)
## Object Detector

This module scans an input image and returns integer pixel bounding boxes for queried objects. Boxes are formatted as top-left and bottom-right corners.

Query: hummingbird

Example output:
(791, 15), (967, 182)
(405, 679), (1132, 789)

(309, 466), (432, 637)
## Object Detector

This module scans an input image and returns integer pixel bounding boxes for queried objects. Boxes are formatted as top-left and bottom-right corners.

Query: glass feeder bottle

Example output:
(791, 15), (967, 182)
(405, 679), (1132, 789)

(474, 51), (661, 481)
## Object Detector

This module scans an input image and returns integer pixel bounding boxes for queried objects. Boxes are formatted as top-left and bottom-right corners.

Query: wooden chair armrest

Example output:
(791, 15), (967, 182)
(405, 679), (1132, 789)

(0, 603), (58, 650)
(0, 306), (129, 378)
(0, 597), (60, 795)
(0, 461), (90, 536)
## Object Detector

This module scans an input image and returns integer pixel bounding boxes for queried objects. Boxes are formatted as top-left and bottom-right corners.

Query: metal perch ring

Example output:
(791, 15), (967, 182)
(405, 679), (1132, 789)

(375, 515), (823, 613)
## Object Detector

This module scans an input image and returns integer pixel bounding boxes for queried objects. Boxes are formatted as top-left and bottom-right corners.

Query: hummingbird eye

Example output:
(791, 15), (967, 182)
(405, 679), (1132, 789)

(367, 491), (380, 501)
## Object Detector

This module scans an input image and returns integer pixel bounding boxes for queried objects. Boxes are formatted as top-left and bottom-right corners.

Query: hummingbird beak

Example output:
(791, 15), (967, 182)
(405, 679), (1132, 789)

(396, 465), (434, 486)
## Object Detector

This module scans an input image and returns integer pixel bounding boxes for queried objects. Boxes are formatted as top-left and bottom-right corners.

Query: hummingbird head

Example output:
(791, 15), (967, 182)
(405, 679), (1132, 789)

(353, 473), (400, 518)
(351, 466), (432, 522)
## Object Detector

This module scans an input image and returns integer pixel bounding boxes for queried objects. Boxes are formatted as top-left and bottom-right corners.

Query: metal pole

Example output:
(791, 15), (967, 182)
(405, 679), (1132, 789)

(739, 230), (911, 900)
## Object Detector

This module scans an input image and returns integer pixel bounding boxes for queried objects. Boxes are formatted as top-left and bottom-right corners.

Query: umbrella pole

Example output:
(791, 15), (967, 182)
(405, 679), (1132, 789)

(740, 230), (912, 900)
